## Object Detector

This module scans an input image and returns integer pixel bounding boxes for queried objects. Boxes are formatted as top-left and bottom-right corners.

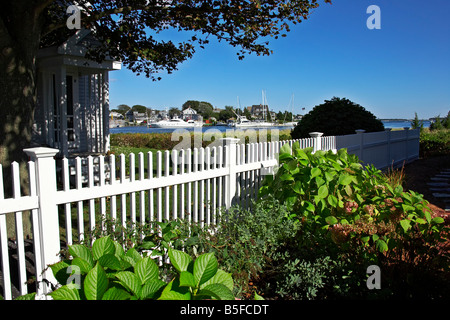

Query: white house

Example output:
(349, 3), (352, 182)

(182, 106), (202, 122)
(32, 29), (121, 158)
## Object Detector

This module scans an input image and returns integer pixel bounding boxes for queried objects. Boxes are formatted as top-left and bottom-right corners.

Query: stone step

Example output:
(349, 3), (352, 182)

(432, 193), (450, 198)
(427, 182), (450, 187)
(430, 177), (450, 181)
(430, 188), (450, 192)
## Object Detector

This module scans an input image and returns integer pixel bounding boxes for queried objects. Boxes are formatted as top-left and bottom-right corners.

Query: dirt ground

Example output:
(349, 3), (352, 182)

(402, 154), (450, 220)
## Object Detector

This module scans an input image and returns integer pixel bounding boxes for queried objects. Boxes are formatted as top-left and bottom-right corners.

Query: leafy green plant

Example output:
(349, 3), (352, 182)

(48, 236), (235, 300)
(419, 128), (450, 158)
(259, 143), (447, 259)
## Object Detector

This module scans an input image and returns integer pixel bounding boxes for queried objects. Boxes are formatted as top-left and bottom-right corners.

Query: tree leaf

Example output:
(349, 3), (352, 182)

(115, 271), (141, 297)
(179, 271), (197, 288)
(84, 262), (109, 300)
(135, 257), (159, 284)
(375, 239), (388, 253)
(400, 219), (411, 233)
(197, 283), (234, 300)
(98, 254), (121, 271)
(338, 174), (353, 186)
(72, 257), (94, 274)
(432, 217), (444, 224)
(168, 249), (193, 273)
(125, 248), (142, 266)
(325, 216), (338, 225)
(50, 284), (81, 300)
(199, 269), (234, 291)
(327, 194), (338, 207)
(194, 252), (218, 287)
(102, 287), (131, 300)
(279, 143), (291, 156)
(69, 244), (94, 268)
(317, 185), (328, 199)
(50, 260), (71, 285)
(158, 278), (191, 300)
(92, 236), (115, 260)
(311, 167), (322, 179)
(141, 279), (166, 300)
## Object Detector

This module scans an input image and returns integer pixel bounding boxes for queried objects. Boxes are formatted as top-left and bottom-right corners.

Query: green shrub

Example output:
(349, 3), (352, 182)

(291, 97), (384, 139)
(47, 236), (235, 300)
(260, 144), (446, 259)
(178, 197), (300, 299)
(110, 130), (292, 151)
(419, 128), (450, 158)
(257, 144), (450, 298)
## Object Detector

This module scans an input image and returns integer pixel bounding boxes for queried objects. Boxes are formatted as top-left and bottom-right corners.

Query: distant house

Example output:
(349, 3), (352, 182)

(249, 104), (270, 119)
(182, 106), (202, 122)
(110, 111), (124, 120)
(32, 29), (121, 157)
(125, 110), (147, 124)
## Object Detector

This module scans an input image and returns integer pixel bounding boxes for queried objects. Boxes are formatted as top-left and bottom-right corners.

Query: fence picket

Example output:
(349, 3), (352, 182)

(11, 162), (27, 295)
(138, 152), (145, 227)
(147, 151), (154, 226)
(87, 156), (95, 235)
(186, 148), (192, 224)
(164, 150), (170, 222)
(109, 154), (117, 224)
(193, 148), (199, 224)
(75, 157), (84, 242)
(99, 155), (106, 228)
(171, 149), (178, 221)
(28, 161), (44, 297)
(119, 154), (127, 229)
(0, 164), (12, 300)
(156, 151), (162, 224)
(62, 158), (72, 245)
(179, 149), (185, 220)
(199, 148), (205, 228)
(129, 153), (136, 225)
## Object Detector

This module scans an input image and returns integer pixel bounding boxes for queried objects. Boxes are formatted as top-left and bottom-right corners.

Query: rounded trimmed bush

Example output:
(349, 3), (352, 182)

(291, 97), (384, 139)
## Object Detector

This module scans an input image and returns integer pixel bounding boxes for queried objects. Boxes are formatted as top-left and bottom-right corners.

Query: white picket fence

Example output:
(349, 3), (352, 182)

(0, 129), (419, 300)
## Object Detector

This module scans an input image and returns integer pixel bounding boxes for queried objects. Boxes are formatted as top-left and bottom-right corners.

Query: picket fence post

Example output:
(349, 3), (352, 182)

(221, 138), (240, 210)
(309, 132), (323, 153)
(355, 129), (366, 160)
(23, 147), (61, 296)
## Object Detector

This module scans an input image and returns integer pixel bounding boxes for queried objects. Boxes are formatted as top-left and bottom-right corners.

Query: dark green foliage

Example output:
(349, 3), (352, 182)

(291, 97), (384, 139)
(419, 128), (450, 158)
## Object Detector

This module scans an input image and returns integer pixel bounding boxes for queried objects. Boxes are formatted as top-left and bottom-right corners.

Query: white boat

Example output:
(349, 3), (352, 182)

(231, 116), (274, 127)
(231, 92), (275, 128)
(149, 117), (203, 128)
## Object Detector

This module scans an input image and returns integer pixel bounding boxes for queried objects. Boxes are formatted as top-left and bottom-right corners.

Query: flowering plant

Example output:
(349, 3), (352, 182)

(259, 144), (446, 257)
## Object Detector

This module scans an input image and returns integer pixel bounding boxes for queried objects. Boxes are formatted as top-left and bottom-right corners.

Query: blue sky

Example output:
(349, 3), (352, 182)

(109, 0), (450, 119)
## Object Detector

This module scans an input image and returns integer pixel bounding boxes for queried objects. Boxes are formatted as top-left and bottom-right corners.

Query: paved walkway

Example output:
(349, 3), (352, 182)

(427, 168), (450, 212)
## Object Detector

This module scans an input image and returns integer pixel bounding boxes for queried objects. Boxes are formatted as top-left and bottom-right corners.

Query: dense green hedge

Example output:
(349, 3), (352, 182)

(110, 130), (292, 150)
(419, 128), (450, 158)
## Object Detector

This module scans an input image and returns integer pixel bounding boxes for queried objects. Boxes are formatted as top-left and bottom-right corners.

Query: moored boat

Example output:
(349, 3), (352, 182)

(149, 117), (203, 128)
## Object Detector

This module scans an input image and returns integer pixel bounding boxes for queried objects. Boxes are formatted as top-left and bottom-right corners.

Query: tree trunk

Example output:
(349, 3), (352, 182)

(0, 3), (44, 237)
